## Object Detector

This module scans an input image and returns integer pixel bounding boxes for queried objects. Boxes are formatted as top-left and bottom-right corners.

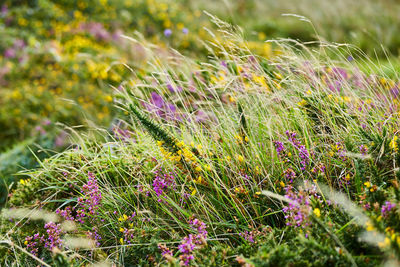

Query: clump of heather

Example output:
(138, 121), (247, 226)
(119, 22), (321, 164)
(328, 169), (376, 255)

(178, 235), (196, 266)
(24, 222), (64, 256)
(79, 172), (102, 217)
(282, 181), (321, 228)
(178, 218), (208, 266)
(44, 222), (63, 250)
(24, 233), (44, 256)
(57, 172), (102, 224)
(152, 169), (176, 201)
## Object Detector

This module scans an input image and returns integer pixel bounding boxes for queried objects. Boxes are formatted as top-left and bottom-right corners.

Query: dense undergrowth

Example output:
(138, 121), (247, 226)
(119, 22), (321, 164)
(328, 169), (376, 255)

(1, 16), (400, 266)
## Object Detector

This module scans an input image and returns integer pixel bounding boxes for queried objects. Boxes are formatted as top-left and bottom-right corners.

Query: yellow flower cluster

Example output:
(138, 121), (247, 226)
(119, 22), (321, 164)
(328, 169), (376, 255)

(390, 135), (398, 152)
(157, 140), (196, 164)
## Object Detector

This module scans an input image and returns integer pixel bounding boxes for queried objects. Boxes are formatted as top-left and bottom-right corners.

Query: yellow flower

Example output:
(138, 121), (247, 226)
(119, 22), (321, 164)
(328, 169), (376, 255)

(365, 221), (375, 232)
(279, 181), (285, 187)
(390, 136), (398, 152)
(364, 181), (371, 188)
(120, 238), (124, 244)
(298, 99), (307, 106)
(391, 233), (396, 241)
(118, 214), (129, 222)
(313, 208), (321, 217)
(378, 237), (390, 248)
(105, 95), (113, 102)
(157, 141), (164, 146)
(191, 189), (197, 196)
(176, 141), (185, 148)
(236, 155), (244, 163)
(204, 164), (212, 171)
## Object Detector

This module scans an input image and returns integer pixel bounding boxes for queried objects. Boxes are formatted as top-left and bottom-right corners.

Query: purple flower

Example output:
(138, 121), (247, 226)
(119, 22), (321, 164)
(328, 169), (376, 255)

(70, 172), (102, 223)
(284, 168), (296, 183)
(273, 141), (286, 158)
(381, 201), (396, 218)
(166, 83), (183, 93)
(151, 92), (165, 108)
(311, 163), (326, 175)
(44, 222), (63, 250)
(239, 231), (255, 243)
(327, 80), (342, 93)
(25, 233), (45, 256)
(182, 28), (189, 34)
(80, 22), (111, 41)
(144, 92), (181, 121)
(178, 235), (196, 266)
(55, 131), (68, 147)
(334, 142), (347, 161)
(152, 169), (176, 200)
(158, 244), (173, 257)
(80, 172), (102, 214)
(285, 131), (310, 170)
(189, 218), (207, 238)
(167, 84), (175, 93)
(112, 123), (133, 142)
(221, 60), (228, 68)
(331, 67), (349, 80)
(282, 184), (316, 228)
(4, 48), (16, 59)
(56, 206), (74, 221)
(359, 145), (368, 155)
(1, 5), (8, 16)
(178, 218), (208, 266)
(164, 29), (172, 37)
(86, 227), (102, 247)
(13, 39), (26, 49)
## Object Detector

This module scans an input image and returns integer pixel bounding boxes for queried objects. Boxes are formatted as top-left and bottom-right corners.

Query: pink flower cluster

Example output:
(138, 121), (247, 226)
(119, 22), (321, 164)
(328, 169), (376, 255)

(178, 218), (208, 266)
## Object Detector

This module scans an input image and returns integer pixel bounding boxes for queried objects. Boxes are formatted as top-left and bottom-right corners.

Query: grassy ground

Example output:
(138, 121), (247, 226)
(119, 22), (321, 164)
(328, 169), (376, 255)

(2, 1), (400, 266)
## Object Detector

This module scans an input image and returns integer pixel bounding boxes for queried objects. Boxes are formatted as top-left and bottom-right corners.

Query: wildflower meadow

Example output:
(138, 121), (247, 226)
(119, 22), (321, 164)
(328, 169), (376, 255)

(1, 0), (400, 266)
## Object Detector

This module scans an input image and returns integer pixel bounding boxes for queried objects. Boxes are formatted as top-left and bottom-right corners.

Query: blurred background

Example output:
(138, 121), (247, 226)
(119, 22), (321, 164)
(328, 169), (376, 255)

(1, 0), (400, 203)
